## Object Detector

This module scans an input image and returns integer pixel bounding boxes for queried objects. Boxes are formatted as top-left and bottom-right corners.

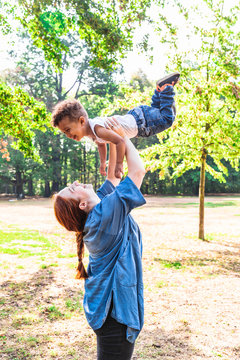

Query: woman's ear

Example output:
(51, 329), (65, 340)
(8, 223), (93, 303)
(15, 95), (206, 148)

(79, 201), (87, 211)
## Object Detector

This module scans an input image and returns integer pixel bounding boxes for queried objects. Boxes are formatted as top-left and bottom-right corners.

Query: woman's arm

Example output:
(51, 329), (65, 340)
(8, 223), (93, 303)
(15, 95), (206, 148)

(124, 136), (146, 189)
(107, 143), (121, 187)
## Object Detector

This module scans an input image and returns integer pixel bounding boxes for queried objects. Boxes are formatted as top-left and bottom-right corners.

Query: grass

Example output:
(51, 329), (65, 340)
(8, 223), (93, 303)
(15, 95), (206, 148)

(156, 280), (169, 288)
(65, 296), (83, 312)
(57, 253), (76, 258)
(172, 200), (238, 208)
(0, 227), (60, 258)
(154, 258), (184, 269)
(17, 336), (39, 347)
(12, 314), (41, 328)
(205, 201), (238, 208)
(43, 305), (65, 320)
(40, 263), (59, 269)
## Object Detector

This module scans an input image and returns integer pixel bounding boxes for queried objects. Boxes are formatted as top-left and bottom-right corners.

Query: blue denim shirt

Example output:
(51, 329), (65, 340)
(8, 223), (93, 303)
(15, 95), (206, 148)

(83, 176), (146, 343)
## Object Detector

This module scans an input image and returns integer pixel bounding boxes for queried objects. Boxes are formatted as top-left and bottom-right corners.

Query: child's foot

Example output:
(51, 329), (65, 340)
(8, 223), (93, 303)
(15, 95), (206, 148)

(156, 72), (180, 92)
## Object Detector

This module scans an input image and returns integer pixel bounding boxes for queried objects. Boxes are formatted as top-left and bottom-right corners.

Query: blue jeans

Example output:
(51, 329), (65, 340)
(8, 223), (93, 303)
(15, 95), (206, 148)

(128, 85), (176, 137)
(94, 303), (135, 360)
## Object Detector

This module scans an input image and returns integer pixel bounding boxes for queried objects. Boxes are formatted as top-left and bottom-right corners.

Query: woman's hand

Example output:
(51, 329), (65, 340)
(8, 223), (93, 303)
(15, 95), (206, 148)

(104, 117), (126, 138)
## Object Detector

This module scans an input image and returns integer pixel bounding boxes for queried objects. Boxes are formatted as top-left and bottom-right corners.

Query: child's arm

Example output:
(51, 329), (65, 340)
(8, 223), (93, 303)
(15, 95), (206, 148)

(94, 125), (125, 179)
(107, 143), (121, 187)
(96, 143), (107, 176)
(105, 117), (145, 189)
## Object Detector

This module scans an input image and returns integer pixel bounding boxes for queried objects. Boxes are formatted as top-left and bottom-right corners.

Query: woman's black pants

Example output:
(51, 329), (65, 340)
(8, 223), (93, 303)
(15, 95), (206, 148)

(94, 307), (135, 360)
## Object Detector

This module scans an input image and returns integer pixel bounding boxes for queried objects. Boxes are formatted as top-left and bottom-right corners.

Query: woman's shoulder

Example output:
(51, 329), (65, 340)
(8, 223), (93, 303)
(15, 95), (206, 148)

(97, 179), (115, 200)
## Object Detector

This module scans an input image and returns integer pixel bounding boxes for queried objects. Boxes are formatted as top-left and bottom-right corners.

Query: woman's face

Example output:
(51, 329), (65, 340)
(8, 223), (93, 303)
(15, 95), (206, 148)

(58, 181), (96, 202)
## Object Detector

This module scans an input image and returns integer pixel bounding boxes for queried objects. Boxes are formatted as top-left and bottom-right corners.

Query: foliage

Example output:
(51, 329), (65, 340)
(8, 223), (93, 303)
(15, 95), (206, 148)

(4, 30), (120, 108)
(0, 0), (155, 166)
(101, 83), (153, 116)
(1, 0), (154, 71)
(143, 0), (240, 179)
(0, 81), (51, 162)
(0, 26), (121, 194)
(0, 138), (10, 162)
(143, 74), (240, 180)
(141, 0), (240, 238)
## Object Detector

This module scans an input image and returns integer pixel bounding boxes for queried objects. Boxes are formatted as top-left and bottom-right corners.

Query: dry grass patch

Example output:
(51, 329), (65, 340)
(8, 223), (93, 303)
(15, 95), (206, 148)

(0, 195), (240, 359)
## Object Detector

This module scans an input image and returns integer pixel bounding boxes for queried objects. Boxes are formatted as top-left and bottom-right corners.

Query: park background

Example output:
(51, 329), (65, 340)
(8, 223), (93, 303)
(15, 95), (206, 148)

(0, 0), (240, 359)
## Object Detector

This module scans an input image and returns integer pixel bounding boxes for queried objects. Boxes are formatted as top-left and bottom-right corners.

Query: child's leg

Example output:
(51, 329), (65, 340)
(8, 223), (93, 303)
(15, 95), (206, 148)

(151, 86), (175, 111)
(143, 85), (176, 136)
(128, 84), (177, 137)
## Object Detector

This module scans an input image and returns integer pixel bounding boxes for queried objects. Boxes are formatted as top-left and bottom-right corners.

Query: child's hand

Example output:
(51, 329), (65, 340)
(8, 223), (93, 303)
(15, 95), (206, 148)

(105, 117), (125, 138)
(99, 162), (107, 176)
(115, 162), (123, 179)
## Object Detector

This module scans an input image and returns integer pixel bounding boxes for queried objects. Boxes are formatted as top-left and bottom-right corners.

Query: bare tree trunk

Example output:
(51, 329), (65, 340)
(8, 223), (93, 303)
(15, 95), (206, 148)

(44, 181), (51, 197)
(51, 134), (62, 193)
(27, 178), (34, 196)
(83, 144), (86, 183)
(199, 149), (207, 240)
(16, 169), (25, 199)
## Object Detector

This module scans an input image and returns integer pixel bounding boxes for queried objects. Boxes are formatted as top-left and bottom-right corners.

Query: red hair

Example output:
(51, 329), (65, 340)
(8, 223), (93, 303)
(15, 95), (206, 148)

(54, 195), (88, 279)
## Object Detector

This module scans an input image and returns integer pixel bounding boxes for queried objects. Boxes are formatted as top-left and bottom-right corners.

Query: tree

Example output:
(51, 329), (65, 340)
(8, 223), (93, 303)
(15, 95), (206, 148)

(0, 80), (50, 162)
(142, 0), (240, 239)
(1, 26), (120, 195)
(0, 0), (156, 164)
(1, 0), (154, 71)
(0, 140), (39, 198)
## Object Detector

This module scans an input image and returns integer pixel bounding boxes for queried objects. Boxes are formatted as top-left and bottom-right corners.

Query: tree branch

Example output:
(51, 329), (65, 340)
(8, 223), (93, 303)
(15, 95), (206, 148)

(177, 127), (188, 136)
(62, 79), (78, 98)
(206, 105), (225, 131)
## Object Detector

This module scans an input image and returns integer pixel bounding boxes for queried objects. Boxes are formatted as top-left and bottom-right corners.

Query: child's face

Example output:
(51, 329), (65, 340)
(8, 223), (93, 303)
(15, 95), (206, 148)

(58, 116), (86, 141)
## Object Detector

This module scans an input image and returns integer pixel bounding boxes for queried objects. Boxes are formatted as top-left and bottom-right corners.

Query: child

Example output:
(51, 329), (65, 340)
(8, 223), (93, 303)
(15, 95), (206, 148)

(52, 72), (180, 178)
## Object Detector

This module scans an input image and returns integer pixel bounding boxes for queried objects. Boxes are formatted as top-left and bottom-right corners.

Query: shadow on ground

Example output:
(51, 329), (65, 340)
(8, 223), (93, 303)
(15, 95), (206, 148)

(154, 244), (240, 277)
(135, 326), (207, 360)
(0, 268), (92, 360)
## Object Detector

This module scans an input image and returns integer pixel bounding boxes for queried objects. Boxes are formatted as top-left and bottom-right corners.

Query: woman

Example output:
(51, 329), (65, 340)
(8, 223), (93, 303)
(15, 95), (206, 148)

(54, 119), (146, 360)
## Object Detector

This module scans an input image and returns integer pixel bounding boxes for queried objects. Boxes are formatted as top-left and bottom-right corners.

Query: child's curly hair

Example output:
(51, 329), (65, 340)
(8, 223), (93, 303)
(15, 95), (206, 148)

(51, 99), (88, 127)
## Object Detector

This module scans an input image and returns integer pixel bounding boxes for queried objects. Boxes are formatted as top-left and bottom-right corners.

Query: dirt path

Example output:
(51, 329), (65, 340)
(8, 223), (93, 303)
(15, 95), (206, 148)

(0, 195), (240, 359)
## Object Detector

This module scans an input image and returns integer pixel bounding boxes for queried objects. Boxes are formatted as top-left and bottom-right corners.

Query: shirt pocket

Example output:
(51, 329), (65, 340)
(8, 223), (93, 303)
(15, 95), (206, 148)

(116, 241), (137, 287)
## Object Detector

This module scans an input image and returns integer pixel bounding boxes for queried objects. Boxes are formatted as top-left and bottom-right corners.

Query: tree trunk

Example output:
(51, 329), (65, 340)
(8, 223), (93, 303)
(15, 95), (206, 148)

(199, 149), (207, 239)
(63, 153), (68, 187)
(83, 144), (87, 183)
(44, 181), (51, 197)
(51, 134), (62, 193)
(27, 178), (34, 196)
(16, 170), (25, 199)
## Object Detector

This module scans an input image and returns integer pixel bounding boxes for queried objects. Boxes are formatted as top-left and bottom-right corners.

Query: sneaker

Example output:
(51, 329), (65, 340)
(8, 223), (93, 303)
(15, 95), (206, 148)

(156, 72), (180, 91)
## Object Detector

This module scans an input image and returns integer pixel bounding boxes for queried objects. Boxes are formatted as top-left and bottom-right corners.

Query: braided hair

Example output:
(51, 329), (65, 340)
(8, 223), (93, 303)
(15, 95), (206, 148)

(53, 195), (88, 279)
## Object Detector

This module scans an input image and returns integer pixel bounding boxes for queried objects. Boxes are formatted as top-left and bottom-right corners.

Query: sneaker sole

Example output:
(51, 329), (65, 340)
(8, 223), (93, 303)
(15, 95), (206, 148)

(156, 72), (180, 89)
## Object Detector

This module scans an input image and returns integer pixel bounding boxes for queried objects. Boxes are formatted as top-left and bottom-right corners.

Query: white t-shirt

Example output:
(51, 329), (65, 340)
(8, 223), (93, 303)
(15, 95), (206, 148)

(88, 114), (138, 144)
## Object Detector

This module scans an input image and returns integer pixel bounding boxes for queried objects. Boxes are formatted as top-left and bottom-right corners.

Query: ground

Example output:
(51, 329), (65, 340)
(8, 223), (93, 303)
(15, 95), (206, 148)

(0, 194), (239, 359)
